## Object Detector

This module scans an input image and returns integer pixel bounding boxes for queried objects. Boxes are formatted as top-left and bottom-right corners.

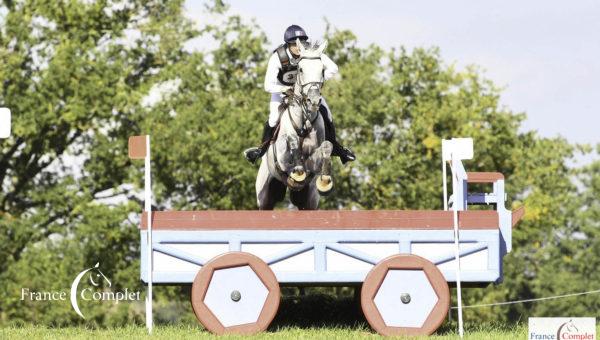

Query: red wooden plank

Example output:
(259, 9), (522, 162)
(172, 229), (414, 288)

(139, 210), (499, 230)
(512, 206), (525, 228)
(466, 172), (504, 183)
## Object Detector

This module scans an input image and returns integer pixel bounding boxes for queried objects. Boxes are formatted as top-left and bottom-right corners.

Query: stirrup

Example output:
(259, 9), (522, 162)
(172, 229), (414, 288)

(243, 147), (262, 164)
(339, 146), (356, 164)
(343, 147), (356, 161)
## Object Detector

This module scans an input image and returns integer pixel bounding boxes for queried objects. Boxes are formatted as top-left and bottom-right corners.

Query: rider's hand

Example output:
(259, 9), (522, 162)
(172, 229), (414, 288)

(284, 87), (294, 97)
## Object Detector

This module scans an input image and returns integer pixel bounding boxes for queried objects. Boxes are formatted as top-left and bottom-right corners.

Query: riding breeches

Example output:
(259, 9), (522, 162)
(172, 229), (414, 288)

(268, 93), (333, 128)
(268, 93), (284, 127)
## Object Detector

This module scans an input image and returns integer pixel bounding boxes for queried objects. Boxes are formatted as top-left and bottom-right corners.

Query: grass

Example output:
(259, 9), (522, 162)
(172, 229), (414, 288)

(2, 293), (597, 339)
(0, 323), (530, 340)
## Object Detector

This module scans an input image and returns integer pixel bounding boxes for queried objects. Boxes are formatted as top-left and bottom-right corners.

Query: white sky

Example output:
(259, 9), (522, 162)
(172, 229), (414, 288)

(184, 0), (600, 146)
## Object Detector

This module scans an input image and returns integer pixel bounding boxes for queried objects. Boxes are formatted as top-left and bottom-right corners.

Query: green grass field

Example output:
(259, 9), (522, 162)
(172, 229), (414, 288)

(0, 324), (530, 340)
(3, 294), (597, 339)
(3, 323), (600, 339)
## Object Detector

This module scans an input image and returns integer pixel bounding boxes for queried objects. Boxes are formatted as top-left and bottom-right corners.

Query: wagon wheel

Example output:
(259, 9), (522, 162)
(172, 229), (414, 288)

(191, 252), (280, 335)
(361, 254), (450, 336)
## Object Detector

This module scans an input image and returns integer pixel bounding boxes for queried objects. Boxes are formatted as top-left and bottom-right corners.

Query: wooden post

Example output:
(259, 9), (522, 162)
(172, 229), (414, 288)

(442, 137), (473, 338)
(128, 135), (153, 334)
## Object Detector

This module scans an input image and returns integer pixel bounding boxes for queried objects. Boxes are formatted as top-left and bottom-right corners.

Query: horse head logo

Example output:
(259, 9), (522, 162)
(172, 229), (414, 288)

(70, 262), (111, 319)
(88, 262), (111, 287)
(557, 319), (579, 338)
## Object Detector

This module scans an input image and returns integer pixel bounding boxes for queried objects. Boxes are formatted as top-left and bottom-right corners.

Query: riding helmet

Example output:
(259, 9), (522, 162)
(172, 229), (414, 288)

(284, 25), (308, 43)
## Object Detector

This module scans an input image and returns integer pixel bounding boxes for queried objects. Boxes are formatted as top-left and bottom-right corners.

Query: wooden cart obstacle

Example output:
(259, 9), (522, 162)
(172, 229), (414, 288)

(129, 135), (523, 336)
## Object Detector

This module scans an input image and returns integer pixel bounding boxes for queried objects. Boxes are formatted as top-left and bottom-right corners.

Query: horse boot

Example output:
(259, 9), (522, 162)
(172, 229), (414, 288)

(320, 106), (356, 165)
(243, 121), (275, 164)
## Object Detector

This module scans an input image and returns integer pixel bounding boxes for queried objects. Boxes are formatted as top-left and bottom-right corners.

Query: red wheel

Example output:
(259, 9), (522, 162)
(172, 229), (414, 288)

(361, 254), (450, 336)
(191, 252), (280, 335)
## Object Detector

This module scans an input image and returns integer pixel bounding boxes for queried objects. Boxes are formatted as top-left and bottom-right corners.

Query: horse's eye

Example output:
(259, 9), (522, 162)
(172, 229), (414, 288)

(299, 68), (303, 73)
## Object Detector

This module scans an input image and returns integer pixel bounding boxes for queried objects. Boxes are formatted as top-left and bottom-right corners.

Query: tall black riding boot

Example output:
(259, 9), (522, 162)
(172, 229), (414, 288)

(320, 105), (356, 164)
(243, 121), (275, 164)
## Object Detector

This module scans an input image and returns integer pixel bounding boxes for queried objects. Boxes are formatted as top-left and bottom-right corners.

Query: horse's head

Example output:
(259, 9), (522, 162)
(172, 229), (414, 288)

(296, 39), (327, 113)
(88, 262), (111, 287)
(564, 320), (579, 333)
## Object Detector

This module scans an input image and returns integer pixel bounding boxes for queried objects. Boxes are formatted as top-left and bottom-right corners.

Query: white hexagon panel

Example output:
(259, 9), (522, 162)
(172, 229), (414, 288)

(373, 269), (439, 328)
(203, 265), (269, 327)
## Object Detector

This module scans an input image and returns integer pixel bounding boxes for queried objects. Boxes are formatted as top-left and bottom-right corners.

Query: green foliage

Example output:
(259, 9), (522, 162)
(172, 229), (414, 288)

(0, 0), (598, 328)
(0, 0), (197, 325)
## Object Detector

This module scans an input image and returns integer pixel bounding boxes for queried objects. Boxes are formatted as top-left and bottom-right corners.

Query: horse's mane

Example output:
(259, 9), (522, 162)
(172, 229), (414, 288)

(300, 40), (325, 58)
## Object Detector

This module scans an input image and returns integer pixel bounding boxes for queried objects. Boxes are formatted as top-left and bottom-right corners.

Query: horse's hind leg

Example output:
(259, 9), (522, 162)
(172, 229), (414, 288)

(290, 184), (319, 210)
(256, 160), (273, 209)
(289, 185), (308, 210)
(305, 181), (320, 210)
(256, 160), (286, 210)
(268, 178), (286, 208)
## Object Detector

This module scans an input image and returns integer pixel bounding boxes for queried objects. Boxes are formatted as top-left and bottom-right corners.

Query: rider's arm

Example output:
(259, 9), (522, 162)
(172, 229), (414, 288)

(321, 53), (339, 81)
(264, 53), (290, 93)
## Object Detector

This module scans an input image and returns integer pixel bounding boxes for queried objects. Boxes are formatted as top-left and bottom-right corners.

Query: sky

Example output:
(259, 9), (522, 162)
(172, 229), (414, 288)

(184, 0), (600, 146)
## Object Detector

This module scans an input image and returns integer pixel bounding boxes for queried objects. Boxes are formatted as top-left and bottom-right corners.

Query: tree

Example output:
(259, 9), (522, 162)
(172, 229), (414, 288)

(0, 0), (200, 324)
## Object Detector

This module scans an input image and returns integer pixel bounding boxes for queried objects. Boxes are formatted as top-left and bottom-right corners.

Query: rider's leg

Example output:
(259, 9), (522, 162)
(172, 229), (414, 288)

(320, 97), (356, 164)
(243, 94), (283, 164)
(267, 94), (283, 128)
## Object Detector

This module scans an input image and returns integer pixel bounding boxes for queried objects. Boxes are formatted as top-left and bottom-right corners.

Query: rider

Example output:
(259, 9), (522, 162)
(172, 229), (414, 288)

(243, 25), (356, 165)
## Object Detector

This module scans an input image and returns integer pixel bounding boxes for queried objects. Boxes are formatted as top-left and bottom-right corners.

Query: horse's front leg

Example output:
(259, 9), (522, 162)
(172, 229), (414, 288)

(286, 134), (307, 185)
(310, 140), (333, 196)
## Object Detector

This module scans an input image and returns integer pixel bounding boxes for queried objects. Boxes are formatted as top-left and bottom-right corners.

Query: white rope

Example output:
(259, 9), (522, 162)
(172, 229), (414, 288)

(451, 288), (600, 309)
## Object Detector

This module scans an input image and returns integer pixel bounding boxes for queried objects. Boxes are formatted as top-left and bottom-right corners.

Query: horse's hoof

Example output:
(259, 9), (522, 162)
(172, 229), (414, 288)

(287, 177), (305, 191)
(317, 175), (333, 196)
(290, 171), (306, 183)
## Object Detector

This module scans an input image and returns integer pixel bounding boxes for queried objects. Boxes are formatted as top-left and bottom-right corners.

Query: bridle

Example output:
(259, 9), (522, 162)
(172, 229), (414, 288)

(286, 56), (324, 137)
(296, 56), (324, 93)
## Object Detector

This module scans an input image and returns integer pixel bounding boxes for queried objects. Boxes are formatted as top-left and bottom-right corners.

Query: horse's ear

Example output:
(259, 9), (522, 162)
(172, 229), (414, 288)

(316, 40), (328, 55)
(296, 38), (305, 55)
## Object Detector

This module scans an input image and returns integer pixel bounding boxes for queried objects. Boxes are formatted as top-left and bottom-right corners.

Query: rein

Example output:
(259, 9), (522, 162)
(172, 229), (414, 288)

(286, 68), (323, 138)
(286, 95), (320, 138)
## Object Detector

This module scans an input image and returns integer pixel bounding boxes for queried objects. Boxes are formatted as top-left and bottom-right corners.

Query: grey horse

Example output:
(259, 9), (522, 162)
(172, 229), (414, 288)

(255, 40), (334, 210)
